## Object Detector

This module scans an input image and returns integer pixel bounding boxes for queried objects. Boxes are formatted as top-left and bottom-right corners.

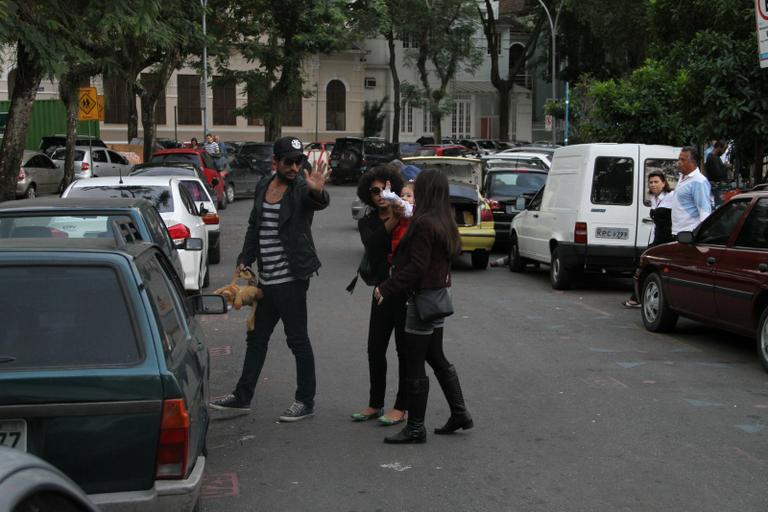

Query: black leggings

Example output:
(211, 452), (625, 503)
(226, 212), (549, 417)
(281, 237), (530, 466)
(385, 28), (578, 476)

(404, 306), (452, 380)
(366, 292), (407, 410)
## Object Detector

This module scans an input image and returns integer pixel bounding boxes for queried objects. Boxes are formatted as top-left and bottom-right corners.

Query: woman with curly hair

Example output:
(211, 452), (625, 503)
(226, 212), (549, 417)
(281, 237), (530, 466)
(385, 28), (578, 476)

(351, 164), (409, 426)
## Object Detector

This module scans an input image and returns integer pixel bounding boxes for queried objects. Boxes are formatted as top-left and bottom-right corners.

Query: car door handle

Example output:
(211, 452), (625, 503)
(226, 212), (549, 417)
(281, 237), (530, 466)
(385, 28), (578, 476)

(642, 218), (653, 224)
(706, 257), (716, 265)
(759, 263), (768, 272)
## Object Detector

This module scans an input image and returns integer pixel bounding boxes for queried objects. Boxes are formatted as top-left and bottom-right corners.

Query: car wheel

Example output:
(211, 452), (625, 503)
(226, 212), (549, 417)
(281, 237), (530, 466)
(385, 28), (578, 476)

(508, 234), (525, 272)
(757, 309), (768, 372)
(549, 247), (573, 290)
(225, 183), (235, 203)
(471, 250), (489, 270)
(640, 272), (678, 332)
(209, 241), (221, 265)
(218, 194), (227, 210)
(202, 262), (210, 289)
(25, 185), (36, 199)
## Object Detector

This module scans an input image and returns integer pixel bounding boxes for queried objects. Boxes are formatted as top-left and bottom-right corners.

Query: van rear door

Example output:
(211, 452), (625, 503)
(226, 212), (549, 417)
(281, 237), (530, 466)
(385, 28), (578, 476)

(637, 146), (680, 249)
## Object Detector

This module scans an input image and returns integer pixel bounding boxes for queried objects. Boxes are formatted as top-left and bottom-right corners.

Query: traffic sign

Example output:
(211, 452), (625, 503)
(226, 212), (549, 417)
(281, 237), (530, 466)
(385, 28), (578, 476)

(78, 87), (99, 121)
(96, 95), (105, 121)
(544, 114), (553, 132)
(757, 0), (768, 68)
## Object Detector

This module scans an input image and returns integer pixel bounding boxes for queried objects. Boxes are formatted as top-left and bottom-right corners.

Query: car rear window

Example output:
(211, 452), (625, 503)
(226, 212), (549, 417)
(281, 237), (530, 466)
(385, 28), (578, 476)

(180, 180), (211, 202)
(364, 140), (391, 155)
(331, 139), (361, 155)
(0, 266), (141, 369)
(487, 172), (546, 197)
(591, 157), (634, 205)
(0, 215), (136, 239)
(51, 149), (85, 161)
(150, 154), (199, 166)
(67, 186), (174, 213)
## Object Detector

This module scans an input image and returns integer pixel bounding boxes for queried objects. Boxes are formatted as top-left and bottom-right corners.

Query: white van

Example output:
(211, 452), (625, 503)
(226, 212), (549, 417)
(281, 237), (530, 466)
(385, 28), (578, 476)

(508, 143), (680, 289)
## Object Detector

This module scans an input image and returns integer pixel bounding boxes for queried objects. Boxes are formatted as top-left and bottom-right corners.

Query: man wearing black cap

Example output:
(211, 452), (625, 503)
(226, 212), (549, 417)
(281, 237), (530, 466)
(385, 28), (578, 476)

(210, 136), (331, 421)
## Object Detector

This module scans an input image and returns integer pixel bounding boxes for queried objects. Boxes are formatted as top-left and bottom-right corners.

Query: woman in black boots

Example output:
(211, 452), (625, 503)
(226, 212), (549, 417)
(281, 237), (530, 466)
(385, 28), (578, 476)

(374, 169), (473, 444)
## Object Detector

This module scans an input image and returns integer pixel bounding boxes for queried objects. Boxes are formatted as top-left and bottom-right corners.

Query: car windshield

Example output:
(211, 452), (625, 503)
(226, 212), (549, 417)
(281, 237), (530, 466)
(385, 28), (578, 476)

(0, 214), (135, 239)
(0, 265), (141, 369)
(67, 186), (174, 212)
(150, 154), (199, 166)
(51, 149), (85, 161)
(239, 145), (272, 159)
(487, 172), (547, 197)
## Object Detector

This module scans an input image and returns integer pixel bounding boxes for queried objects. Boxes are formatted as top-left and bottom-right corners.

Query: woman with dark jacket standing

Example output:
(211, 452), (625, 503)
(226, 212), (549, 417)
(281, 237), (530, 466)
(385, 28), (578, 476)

(351, 165), (409, 426)
(374, 169), (473, 444)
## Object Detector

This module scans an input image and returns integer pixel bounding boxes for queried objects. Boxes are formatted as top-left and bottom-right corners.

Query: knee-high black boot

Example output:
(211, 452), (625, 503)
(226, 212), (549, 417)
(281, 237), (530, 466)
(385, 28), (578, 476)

(434, 364), (473, 434)
(384, 377), (428, 444)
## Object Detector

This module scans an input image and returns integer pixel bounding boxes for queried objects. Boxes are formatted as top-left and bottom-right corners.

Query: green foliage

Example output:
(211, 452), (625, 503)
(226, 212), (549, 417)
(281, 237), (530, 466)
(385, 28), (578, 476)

(363, 97), (389, 137)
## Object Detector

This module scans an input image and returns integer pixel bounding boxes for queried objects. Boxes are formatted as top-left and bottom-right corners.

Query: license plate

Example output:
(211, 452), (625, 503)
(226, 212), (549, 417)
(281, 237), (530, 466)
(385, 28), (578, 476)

(0, 419), (27, 451)
(595, 227), (629, 240)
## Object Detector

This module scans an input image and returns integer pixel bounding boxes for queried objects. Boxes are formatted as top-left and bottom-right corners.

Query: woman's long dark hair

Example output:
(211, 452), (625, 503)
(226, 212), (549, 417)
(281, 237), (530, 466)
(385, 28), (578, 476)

(401, 169), (461, 257)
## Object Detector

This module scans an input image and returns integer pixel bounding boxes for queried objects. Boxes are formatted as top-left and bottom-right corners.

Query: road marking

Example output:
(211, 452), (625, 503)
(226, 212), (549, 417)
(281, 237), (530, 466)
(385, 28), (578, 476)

(380, 462), (412, 472)
(201, 472), (240, 498)
(583, 375), (627, 389)
(574, 301), (611, 317)
(617, 362), (647, 369)
(209, 346), (232, 357)
(691, 362), (733, 369)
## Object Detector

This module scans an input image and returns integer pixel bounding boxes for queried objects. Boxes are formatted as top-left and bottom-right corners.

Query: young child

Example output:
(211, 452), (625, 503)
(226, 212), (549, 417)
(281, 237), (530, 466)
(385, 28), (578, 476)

(381, 181), (413, 218)
(388, 181), (414, 262)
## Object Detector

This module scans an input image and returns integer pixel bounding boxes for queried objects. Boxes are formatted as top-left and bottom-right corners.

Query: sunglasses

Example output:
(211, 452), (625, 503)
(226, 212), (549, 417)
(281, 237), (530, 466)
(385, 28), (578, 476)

(282, 155), (305, 166)
(369, 187), (383, 195)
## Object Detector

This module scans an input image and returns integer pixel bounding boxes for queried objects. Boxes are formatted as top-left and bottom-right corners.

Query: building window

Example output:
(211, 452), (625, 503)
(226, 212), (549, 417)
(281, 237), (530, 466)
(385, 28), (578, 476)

(177, 74), (201, 125)
(212, 77), (236, 125)
(140, 74), (166, 125)
(451, 95), (471, 138)
(423, 107), (433, 134)
(326, 80), (346, 131)
(401, 102), (413, 134)
(282, 91), (303, 127)
(246, 88), (264, 126)
(402, 33), (419, 49)
(104, 76), (129, 124)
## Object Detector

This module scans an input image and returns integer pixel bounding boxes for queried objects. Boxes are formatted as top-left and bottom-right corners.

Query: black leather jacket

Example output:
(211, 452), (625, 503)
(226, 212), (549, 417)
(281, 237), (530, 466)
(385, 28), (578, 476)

(237, 174), (330, 280)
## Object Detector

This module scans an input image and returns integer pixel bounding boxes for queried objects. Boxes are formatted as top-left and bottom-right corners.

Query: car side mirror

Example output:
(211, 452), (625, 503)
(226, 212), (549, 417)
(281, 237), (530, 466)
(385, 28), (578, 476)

(677, 231), (694, 244)
(515, 197), (526, 211)
(211, 178), (219, 187)
(191, 294), (227, 315)
(176, 237), (203, 251)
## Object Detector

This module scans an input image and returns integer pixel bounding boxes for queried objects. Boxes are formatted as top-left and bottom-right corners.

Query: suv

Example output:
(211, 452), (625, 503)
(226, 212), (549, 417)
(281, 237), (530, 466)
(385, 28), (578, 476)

(39, 135), (107, 156)
(0, 235), (227, 511)
(329, 137), (397, 184)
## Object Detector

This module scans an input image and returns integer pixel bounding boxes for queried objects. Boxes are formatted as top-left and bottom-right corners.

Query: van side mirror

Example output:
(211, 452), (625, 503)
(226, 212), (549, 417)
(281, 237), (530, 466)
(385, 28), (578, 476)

(677, 231), (694, 244)
(191, 294), (227, 315)
(515, 197), (526, 210)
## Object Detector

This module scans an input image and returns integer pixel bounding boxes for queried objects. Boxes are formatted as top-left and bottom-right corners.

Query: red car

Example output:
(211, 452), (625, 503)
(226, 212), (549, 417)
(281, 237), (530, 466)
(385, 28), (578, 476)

(637, 191), (768, 370)
(423, 144), (471, 157)
(149, 149), (228, 209)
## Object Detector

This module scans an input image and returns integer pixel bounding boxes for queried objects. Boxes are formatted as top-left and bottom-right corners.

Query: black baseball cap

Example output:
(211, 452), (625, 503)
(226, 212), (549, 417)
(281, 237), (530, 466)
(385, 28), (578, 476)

(273, 137), (304, 160)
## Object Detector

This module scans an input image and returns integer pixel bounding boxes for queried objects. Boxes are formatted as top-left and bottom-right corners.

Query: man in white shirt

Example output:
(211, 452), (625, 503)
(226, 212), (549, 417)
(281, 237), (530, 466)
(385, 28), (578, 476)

(671, 146), (712, 234)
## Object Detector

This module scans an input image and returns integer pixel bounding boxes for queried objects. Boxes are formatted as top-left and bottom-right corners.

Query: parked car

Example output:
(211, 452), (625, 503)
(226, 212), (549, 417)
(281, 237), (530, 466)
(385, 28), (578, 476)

(330, 137), (397, 184)
(0, 447), (100, 512)
(402, 156), (495, 269)
(304, 141), (334, 170)
(501, 146), (558, 160)
(62, 176), (210, 293)
(39, 134), (106, 156)
(459, 139), (500, 156)
(423, 144), (472, 157)
(508, 144), (680, 288)
(224, 154), (270, 201)
(636, 191), (768, 370)
(149, 149), (228, 210)
(0, 196), (185, 280)
(16, 151), (62, 199)
(238, 142), (273, 169)
(51, 146), (132, 179)
(0, 236), (227, 510)
(483, 151), (552, 171)
(483, 167), (548, 247)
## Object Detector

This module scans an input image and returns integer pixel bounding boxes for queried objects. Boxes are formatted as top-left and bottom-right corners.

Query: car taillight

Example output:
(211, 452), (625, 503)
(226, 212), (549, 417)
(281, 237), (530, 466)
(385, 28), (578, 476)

(489, 199), (502, 211)
(81, 161), (90, 171)
(17, 168), (25, 181)
(202, 213), (220, 225)
(480, 205), (493, 222)
(155, 398), (190, 479)
(575, 222), (588, 244)
(167, 223), (191, 241)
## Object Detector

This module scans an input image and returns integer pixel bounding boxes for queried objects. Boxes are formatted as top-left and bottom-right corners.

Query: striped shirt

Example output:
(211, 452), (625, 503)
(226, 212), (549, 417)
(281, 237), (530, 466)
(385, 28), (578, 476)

(259, 202), (295, 285)
(203, 141), (220, 155)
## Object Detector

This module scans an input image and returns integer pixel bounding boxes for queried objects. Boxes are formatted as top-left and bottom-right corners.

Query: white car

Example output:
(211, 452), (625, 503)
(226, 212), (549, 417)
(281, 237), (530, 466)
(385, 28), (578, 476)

(51, 146), (133, 179)
(177, 176), (221, 265)
(482, 151), (551, 171)
(62, 176), (210, 292)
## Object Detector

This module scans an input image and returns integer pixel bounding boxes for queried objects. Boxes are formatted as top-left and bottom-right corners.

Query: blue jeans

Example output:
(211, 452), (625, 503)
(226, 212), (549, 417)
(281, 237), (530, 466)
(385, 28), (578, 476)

(234, 279), (315, 405)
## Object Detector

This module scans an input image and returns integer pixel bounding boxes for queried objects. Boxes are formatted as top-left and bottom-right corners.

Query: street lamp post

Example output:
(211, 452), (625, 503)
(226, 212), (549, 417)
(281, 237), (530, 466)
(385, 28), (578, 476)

(537, 0), (561, 146)
(200, 0), (208, 138)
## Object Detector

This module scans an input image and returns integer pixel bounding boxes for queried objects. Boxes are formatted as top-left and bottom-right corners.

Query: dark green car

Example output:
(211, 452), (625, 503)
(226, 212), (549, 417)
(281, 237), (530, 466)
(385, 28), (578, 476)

(0, 237), (226, 511)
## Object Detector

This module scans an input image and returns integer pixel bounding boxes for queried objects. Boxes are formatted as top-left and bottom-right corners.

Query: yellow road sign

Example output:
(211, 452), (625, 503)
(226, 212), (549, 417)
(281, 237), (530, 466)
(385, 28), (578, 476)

(78, 87), (98, 121)
(96, 95), (105, 121)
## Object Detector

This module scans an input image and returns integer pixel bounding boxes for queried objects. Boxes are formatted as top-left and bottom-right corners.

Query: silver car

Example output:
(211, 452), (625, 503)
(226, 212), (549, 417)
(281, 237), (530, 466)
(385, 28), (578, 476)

(16, 151), (63, 199)
(51, 146), (132, 179)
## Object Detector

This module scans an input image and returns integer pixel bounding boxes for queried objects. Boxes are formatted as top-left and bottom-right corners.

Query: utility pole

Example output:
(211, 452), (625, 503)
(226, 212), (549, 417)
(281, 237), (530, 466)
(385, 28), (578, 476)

(200, 0), (208, 138)
(537, 0), (562, 146)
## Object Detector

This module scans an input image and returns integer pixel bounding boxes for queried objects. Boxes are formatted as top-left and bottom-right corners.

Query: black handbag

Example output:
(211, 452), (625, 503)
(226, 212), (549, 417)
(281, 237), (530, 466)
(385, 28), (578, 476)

(346, 250), (377, 293)
(414, 287), (454, 322)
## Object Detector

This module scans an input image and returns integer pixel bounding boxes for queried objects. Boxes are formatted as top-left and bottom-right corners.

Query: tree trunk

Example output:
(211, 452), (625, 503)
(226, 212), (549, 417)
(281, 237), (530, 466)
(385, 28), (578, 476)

(498, 83), (511, 141)
(432, 110), (442, 143)
(265, 90), (283, 142)
(387, 30), (400, 144)
(140, 95), (158, 162)
(0, 41), (43, 201)
(58, 74), (80, 189)
(127, 80), (139, 143)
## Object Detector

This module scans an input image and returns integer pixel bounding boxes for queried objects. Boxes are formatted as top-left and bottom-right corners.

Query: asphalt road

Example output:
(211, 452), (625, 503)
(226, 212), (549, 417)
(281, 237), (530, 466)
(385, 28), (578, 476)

(199, 184), (768, 512)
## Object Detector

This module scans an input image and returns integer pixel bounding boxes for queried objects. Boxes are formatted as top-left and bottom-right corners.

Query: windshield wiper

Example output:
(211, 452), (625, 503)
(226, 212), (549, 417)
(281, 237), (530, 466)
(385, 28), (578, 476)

(0, 356), (17, 364)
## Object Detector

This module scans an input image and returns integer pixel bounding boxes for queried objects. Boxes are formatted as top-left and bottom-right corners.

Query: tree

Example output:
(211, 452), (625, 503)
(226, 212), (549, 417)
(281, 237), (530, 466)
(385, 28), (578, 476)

(402, 0), (482, 142)
(478, 0), (544, 141)
(213, 0), (355, 142)
(363, 97), (389, 137)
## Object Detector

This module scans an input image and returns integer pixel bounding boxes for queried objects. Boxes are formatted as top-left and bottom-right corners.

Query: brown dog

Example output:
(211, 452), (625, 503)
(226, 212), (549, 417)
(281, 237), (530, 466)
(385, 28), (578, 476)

(213, 269), (263, 330)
